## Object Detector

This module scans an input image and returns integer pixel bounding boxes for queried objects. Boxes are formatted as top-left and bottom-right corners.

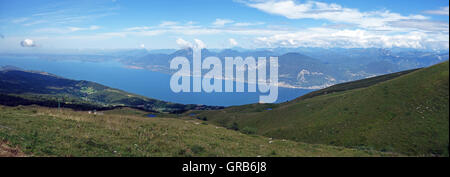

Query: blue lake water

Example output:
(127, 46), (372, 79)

(0, 57), (314, 106)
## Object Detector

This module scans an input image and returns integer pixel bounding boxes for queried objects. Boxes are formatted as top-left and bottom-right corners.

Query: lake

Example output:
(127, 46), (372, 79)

(0, 57), (314, 106)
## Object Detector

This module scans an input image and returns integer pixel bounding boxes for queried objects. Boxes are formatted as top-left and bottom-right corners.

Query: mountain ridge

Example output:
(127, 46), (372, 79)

(0, 67), (223, 113)
(193, 61), (449, 156)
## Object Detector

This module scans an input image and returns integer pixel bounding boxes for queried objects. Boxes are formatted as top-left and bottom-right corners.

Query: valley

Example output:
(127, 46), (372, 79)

(0, 57), (448, 157)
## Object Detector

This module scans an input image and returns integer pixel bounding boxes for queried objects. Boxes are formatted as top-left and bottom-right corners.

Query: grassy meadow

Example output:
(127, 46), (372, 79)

(0, 105), (395, 157)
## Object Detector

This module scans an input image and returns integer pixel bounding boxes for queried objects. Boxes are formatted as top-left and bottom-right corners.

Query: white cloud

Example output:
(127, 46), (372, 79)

(254, 27), (449, 49)
(120, 22), (286, 38)
(229, 38), (238, 46)
(140, 44), (145, 48)
(176, 38), (193, 49)
(35, 25), (101, 34)
(20, 39), (36, 47)
(234, 22), (265, 27)
(89, 25), (100, 30)
(23, 20), (47, 26)
(174, 38), (206, 49)
(125, 26), (152, 31)
(213, 18), (234, 26)
(423, 6), (449, 16)
(243, 0), (427, 29)
(235, 0), (448, 49)
(159, 21), (179, 27)
(388, 20), (449, 32)
(17, 0), (448, 50)
(186, 21), (196, 25)
(47, 19), (448, 49)
(19, 1), (118, 27)
(194, 39), (206, 49)
(12, 17), (29, 24)
(126, 25), (284, 36)
(68, 25), (100, 32)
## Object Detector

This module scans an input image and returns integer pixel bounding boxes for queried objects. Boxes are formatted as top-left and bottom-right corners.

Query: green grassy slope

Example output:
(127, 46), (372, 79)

(196, 61), (449, 156)
(0, 105), (393, 157)
(296, 68), (420, 100)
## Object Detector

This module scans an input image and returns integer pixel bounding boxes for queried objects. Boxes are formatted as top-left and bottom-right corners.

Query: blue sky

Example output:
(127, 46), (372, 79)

(0, 0), (448, 51)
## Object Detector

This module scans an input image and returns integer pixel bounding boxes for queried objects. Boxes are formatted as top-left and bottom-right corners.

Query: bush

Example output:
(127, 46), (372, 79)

(195, 116), (208, 121)
(270, 150), (277, 156)
(229, 122), (239, 131)
(241, 126), (257, 134)
(177, 149), (187, 156)
(190, 145), (205, 154)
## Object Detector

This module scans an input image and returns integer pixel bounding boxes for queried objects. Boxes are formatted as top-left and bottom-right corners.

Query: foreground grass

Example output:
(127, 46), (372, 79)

(0, 105), (394, 157)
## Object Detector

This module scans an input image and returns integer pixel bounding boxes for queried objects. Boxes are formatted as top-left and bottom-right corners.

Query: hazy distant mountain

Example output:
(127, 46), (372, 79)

(117, 47), (448, 89)
(277, 53), (339, 88)
(3, 47), (447, 89)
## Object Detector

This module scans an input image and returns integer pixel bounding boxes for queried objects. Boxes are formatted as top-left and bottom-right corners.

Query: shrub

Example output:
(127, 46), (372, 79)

(177, 149), (187, 156)
(270, 150), (277, 156)
(229, 122), (239, 131)
(190, 145), (205, 154)
(241, 126), (257, 134)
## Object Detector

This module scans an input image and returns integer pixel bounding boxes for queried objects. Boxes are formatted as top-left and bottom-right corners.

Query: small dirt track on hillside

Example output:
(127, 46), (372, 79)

(0, 141), (26, 157)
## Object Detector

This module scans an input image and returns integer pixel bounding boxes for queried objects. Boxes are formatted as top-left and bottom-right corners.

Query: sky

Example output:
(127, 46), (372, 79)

(0, 0), (448, 52)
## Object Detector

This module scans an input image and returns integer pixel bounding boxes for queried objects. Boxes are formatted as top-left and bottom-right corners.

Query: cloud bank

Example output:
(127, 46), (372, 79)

(5, 0), (448, 50)
(213, 19), (234, 27)
(423, 6), (449, 16)
(175, 38), (207, 49)
(238, 0), (449, 49)
(176, 38), (192, 49)
(229, 38), (238, 46)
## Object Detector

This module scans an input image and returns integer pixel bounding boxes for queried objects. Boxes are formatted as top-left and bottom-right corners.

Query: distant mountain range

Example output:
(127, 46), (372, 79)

(119, 47), (448, 89)
(1, 47), (448, 89)
(0, 66), (223, 113)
